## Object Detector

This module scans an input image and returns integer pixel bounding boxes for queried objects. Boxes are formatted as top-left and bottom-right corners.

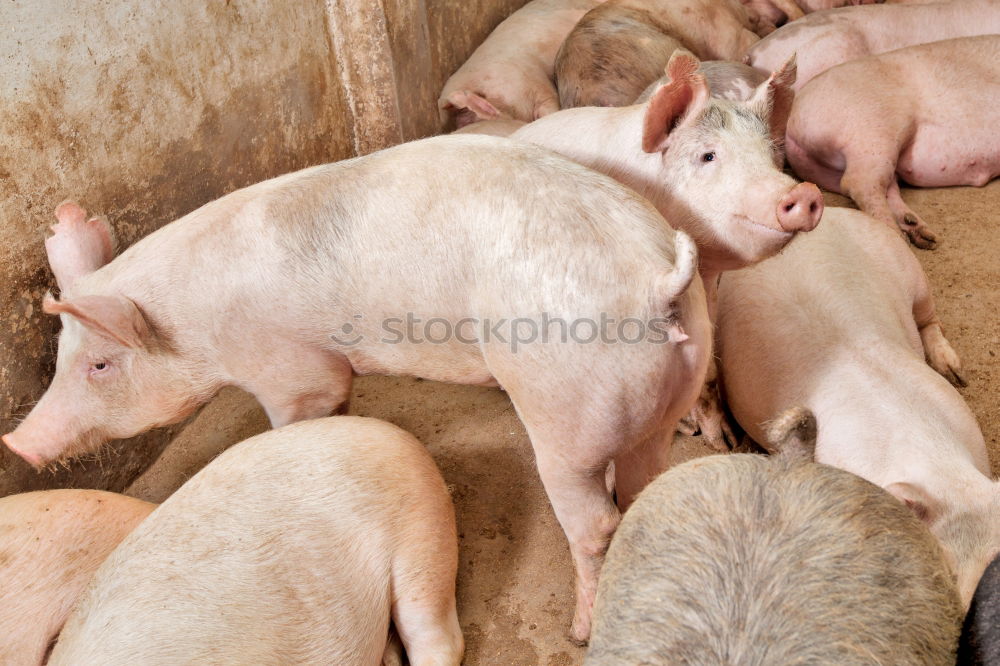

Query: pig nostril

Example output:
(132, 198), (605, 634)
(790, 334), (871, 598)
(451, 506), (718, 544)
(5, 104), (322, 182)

(809, 202), (818, 213)
(784, 203), (795, 213)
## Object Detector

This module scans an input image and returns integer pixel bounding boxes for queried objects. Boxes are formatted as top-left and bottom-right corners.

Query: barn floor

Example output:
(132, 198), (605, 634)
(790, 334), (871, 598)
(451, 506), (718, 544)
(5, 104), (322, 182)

(126, 181), (1000, 665)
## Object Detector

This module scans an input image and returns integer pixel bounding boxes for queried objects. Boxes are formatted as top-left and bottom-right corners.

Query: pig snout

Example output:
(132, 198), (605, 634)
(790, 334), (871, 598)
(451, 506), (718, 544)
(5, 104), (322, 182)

(776, 182), (823, 232)
(2, 432), (45, 468)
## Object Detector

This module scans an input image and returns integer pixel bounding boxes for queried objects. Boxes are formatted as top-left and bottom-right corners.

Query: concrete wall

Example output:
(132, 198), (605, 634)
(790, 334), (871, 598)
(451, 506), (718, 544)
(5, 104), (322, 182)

(0, 0), (524, 496)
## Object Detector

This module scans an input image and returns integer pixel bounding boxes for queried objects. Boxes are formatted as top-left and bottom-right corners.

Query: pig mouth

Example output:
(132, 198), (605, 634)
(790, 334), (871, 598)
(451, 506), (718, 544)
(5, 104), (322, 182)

(733, 215), (794, 240)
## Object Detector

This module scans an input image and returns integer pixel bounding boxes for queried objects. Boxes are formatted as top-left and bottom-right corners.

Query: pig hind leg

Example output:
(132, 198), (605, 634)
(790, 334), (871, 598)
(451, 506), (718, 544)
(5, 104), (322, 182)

(841, 155), (937, 249)
(250, 349), (354, 427)
(886, 179), (938, 249)
(911, 269), (966, 387)
(509, 400), (622, 644)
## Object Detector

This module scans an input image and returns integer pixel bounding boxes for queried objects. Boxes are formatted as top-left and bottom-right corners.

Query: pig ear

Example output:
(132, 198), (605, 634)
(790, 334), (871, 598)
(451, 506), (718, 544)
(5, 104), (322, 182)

(750, 54), (797, 146)
(642, 50), (710, 153)
(886, 481), (941, 525)
(45, 201), (116, 291)
(43, 293), (151, 349)
(765, 406), (816, 461)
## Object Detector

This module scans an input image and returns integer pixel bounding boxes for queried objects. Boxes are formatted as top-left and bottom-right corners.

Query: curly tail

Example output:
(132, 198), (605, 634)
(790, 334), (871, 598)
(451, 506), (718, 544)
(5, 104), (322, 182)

(652, 230), (698, 343)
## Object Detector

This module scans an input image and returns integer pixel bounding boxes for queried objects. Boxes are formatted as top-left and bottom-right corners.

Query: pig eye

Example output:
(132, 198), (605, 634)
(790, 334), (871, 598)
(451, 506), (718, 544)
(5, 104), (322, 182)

(90, 362), (109, 374)
(701, 152), (716, 163)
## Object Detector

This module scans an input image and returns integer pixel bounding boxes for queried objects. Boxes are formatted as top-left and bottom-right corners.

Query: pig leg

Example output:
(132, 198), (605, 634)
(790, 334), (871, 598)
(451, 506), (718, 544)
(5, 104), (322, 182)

(911, 272), (966, 387)
(686, 360), (736, 452)
(613, 426), (675, 511)
(515, 410), (621, 644)
(841, 156), (937, 249)
(246, 350), (354, 427)
(886, 180), (938, 249)
(390, 566), (463, 666)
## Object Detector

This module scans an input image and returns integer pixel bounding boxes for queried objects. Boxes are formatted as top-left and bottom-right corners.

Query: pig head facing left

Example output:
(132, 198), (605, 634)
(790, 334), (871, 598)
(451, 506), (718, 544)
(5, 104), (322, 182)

(3, 203), (203, 467)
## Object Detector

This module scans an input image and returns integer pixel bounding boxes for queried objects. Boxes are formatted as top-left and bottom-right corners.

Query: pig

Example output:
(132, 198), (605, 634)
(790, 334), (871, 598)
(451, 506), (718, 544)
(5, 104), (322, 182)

(555, 0), (762, 108)
(586, 413), (963, 665)
(717, 206), (1000, 608)
(514, 50), (823, 449)
(0, 489), (154, 666)
(2, 135), (712, 643)
(959, 555), (1000, 665)
(785, 36), (1000, 248)
(747, 0), (1000, 92)
(48, 417), (463, 664)
(438, 0), (606, 128)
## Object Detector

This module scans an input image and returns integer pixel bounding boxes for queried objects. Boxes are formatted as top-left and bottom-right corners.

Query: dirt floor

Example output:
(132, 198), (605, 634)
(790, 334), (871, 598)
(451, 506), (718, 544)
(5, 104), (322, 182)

(126, 180), (999, 665)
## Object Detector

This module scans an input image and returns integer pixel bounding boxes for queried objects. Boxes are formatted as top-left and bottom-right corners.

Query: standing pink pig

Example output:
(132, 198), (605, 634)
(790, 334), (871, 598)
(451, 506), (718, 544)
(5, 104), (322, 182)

(718, 207), (999, 608)
(747, 0), (1000, 91)
(785, 35), (1000, 247)
(438, 0), (605, 128)
(3, 135), (712, 644)
(514, 51), (823, 448)
(0, 489), (154, 666)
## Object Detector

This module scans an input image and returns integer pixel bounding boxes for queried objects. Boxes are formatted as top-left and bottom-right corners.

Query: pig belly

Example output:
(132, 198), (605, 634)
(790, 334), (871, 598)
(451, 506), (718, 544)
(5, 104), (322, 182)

(343, 343), (499, 387)
(898, 125), (1000, 188)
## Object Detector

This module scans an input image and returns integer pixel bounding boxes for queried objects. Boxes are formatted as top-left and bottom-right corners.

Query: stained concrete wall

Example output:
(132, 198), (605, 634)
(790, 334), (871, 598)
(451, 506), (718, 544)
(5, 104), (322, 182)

(0, 0), (525, 496)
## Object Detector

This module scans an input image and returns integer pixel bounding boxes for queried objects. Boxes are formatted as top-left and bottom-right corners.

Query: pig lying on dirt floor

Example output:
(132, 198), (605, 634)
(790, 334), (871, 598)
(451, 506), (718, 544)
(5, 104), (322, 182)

(0, 489), (154, 666)
(48, 417), (463, 665)
(514, 50), (822, 450)
(438, 0), (606, 128)
(555, 0), (762, 108)
(718, 206), (1000, 608)
(2, 135), (711, 644)
(959, 554), (1000, 665)
(587, 411), (963, 665)
(747, 0), (1000, 91)
(786, 35), (1000, 248)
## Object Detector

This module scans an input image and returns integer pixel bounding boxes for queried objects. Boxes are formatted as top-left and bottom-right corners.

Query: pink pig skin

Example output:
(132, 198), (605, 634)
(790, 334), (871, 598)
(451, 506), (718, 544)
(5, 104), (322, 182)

(785, 35), (1000, 248)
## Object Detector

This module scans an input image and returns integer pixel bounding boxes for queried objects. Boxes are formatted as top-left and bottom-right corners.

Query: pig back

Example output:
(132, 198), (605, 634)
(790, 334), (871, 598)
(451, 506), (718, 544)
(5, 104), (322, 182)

(49, 417), (453, 665)
(716, 208), (928, 442)
(587, 452), (963, 664)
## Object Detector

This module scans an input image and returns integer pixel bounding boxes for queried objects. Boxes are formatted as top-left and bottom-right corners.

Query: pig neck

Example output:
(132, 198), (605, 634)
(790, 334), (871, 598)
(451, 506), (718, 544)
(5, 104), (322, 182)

(811, 344), (992, 503)
(519, 105), (735, 280)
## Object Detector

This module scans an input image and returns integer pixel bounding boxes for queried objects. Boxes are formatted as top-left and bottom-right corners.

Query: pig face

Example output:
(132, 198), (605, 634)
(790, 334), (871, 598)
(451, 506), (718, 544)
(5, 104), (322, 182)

(2, 204), (202, 467)
(890, 481), (1000, 609)
(640, 52), (822, 273)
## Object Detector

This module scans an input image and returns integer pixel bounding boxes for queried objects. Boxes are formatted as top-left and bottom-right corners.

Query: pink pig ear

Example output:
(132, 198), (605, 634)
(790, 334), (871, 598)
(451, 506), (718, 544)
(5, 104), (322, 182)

(642, 50), (710, 153)
(750, 54), (797, 146)
(43, 293), (151, 349)
(886, 481), (941, 526)
(45, 201), (117, 292)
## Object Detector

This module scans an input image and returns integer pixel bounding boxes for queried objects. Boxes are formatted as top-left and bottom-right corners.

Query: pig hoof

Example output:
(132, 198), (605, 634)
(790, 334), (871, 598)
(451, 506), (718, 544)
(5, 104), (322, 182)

(676, 414), (699, 436)
(902, 215), (937, 250)
(949, 368), (969, 388)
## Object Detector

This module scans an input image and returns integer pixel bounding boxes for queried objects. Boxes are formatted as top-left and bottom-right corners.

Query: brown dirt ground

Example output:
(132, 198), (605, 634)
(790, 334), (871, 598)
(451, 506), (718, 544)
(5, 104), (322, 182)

(126, 180), (1000, 664)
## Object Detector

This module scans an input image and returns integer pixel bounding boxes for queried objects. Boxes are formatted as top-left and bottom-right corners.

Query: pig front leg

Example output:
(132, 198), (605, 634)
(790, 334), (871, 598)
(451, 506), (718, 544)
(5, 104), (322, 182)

(840, 156), (938, 249)
(245, 350), (355, 427)
(686, 367), (737, 452)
